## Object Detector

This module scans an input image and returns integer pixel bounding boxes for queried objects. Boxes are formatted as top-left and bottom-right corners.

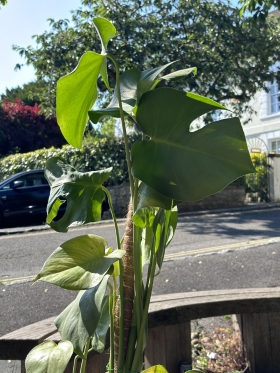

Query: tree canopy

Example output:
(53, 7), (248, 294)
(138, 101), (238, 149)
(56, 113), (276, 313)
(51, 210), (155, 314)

(0, 80), (47, 106)
(14, 0), (280, 122)
(239, 0), (280, 19)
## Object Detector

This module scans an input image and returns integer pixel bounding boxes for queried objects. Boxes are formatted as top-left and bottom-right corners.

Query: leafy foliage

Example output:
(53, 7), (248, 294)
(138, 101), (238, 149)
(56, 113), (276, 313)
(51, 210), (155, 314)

(13, 0), (280, 122)
(0, 81), (46, 106)
(0, 134), (139, 185)
(246, 153), (268, 201)
(24, 16), (255, 373)
(0, 99), (66, 157)
(25, 341), (73, 373)
(239, 0), (280, 20)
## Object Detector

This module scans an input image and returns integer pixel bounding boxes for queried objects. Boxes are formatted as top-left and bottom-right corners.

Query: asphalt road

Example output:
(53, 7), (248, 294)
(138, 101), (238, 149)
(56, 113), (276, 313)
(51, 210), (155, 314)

(0, 206), (280, 372)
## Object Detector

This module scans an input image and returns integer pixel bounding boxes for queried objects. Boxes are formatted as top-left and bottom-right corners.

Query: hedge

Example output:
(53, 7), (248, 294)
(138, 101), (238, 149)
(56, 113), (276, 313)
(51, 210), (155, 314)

(0, 136), (140, 186)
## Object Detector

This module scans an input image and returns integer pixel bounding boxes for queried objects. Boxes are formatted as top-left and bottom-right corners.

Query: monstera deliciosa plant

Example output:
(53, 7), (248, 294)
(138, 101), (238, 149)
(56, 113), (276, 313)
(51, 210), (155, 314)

(25, 17), (254, 373)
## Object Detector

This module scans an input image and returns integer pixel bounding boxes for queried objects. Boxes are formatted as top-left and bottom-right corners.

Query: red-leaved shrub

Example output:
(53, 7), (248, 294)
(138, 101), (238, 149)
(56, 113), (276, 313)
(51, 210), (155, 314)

(0, 98), (66, 156)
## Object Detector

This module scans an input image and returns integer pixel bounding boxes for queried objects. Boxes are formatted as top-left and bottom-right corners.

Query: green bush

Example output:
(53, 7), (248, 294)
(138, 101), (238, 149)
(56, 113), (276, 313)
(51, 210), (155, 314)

(0, 135), (140, 186)
(245, 153), (268, 201)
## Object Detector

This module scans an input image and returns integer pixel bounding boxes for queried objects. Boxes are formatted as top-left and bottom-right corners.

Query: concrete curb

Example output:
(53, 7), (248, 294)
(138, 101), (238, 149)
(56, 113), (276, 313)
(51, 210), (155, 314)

(0, 203), (279, 236)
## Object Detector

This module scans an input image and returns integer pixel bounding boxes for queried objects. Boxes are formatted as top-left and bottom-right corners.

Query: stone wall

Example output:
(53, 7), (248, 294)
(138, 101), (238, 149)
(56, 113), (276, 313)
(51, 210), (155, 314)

(178, 186), (245, 212)
(105, 183), (246, 218)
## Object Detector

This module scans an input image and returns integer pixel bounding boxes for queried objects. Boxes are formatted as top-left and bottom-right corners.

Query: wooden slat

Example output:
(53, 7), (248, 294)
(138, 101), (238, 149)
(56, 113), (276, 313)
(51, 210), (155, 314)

(148, 288), (280, 328)
(242, 312), (280, 373)
(2, 287), (280, 368)
(0, 317), (57, 360)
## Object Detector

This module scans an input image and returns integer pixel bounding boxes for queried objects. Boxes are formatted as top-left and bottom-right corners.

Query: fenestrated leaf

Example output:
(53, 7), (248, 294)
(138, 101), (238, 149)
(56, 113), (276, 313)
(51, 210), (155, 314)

(45, 157), (111, 232)
(132, 88), (255, 202)
(25, 341), (73, 373)
(55, 275), (109, 358)
(91, 296), (110, 353)
(88, 62), (175, 123)
(57, 51), (105, 148)
(35, 234), (125, 290)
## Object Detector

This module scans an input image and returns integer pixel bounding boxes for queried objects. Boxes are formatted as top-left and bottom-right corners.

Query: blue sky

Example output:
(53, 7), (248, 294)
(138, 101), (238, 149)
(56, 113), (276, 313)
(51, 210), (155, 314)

(0, 0), (81, 95)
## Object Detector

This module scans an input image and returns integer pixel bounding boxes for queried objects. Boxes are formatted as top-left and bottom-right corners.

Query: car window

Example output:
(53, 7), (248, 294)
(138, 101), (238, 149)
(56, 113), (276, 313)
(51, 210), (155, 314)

(0, 172), (47, 190)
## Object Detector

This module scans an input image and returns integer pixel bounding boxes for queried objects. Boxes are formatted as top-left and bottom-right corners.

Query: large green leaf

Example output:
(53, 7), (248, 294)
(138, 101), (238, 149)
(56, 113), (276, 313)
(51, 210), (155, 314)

(25, 341), (73, 373)
(56, 51), (105, 148)
(132, 88), (255, 201)
(88, 62), (175, 123)
(91, 296), (110, 353)
(45, 157), (111, 232)
(55, 275), (109, 358)
(35, 234), (125, 290)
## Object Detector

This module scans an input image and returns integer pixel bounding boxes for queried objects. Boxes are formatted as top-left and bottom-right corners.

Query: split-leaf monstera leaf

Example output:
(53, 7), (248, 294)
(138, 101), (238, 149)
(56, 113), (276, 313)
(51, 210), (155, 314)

(131, 88), (255, 202)
(45, 157), (111, 232)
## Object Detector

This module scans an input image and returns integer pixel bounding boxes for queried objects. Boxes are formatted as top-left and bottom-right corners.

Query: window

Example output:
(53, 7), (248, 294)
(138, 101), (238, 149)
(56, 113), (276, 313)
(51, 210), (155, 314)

(271, 139), (280, 154)
(269, 81), (280, 114)
(0, 172), (46, 190)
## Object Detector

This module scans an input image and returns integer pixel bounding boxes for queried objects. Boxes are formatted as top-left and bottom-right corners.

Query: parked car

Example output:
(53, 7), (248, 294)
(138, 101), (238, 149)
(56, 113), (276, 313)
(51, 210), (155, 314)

(0, 169), (51, 225)
(0, 169), (108, 226)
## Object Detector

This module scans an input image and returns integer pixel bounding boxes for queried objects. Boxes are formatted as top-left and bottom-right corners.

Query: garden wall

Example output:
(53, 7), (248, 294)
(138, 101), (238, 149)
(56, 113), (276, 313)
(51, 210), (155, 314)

(105, 184), (246, 218)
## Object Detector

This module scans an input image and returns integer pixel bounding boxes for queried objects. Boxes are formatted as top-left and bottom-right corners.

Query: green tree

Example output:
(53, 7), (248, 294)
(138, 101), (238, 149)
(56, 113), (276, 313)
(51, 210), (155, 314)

(0, 80), (47, 106)
(239, 0), (280, 19)
(14, 0), (280, 122)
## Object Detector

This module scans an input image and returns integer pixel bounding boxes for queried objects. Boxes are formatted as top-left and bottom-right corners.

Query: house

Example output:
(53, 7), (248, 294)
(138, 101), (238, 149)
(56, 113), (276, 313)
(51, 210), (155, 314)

(242, 10), (280, 154)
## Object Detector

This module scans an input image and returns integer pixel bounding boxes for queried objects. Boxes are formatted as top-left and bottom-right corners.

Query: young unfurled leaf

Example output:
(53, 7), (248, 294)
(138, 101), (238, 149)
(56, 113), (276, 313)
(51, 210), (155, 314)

(88, 62), (175, 123)
(55, 275), (109, 358)
(93, 17), (116, 89)
(153, 208), (178, 269)
(93, 17), (116, 55)
(134, 206), (178, 268)
(137, 182), (178, 211)
(35, 234), (125, 290)
(160, 67), (197, 81)
(142, 365), (169, 373)
(25, 341), (73, 373)
(132, 88), (255, 202)
(45, 157), (111, 232)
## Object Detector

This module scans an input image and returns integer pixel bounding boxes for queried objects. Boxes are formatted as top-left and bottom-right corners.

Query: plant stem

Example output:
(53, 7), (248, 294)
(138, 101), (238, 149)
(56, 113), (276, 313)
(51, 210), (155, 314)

(107, 53), (134, 197)
(132, 180), (142, 335)
(72, 355), (79, 373)
(80, 337), (91, 373)
(108, 282), (115, 371)
(103, 185), (125, 372)
(131, 242), (157, 372)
